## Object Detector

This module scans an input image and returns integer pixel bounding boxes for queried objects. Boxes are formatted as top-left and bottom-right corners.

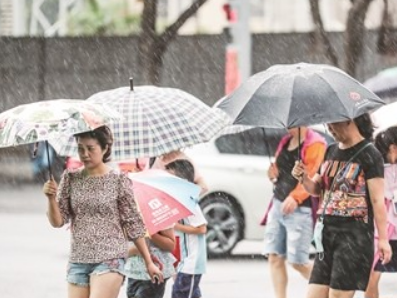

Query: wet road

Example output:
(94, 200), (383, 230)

(0, 185), (394, 298)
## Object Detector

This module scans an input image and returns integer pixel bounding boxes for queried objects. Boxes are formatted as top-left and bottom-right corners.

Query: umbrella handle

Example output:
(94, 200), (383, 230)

(262, 128), (272, 164)
(45, 140), (52, 179)
(298, 127), (301, 163)
(130, 77), (134, 91)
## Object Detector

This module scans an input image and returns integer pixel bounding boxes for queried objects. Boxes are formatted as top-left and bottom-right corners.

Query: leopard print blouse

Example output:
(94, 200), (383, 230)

(56, 168), (146, 263)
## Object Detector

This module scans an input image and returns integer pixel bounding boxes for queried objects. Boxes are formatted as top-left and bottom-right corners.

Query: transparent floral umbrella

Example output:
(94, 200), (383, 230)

(0, 99), (121, 176)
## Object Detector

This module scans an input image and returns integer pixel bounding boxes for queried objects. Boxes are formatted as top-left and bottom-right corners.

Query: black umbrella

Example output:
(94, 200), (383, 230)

(216, 62), (385, 129)
(364, 66), (397, 101)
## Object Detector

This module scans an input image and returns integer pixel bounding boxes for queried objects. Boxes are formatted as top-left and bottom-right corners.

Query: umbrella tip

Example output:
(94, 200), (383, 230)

(129, 77), (134, 91)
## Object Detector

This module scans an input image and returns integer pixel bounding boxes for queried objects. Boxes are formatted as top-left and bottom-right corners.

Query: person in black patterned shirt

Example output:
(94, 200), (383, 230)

(292, 113), (392, 298)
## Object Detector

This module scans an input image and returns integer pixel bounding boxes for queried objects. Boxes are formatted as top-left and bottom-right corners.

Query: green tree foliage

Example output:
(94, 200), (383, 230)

(68, 0), (140, 36)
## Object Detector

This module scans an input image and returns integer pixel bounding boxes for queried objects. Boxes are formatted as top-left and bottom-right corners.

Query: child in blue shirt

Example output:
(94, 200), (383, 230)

(165, 159), (208, 298)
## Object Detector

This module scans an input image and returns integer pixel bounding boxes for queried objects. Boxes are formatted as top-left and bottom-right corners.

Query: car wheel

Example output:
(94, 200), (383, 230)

(200, 193), (244, 258)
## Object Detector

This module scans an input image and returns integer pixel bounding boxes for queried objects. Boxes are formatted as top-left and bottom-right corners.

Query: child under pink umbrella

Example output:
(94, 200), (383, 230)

(149, 150), (208, 195)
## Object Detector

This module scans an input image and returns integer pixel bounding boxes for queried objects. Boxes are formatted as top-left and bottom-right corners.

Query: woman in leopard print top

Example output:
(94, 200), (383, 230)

(43, 125), (163, 298)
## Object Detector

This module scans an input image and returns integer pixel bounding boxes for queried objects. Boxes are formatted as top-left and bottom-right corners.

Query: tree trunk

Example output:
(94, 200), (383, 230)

(377, 0), (394, 55)
(138, 1), (159, 84)
(138, 0), (208, 85)
(344, 0), (374, 77)
(308, 0), (339, 66)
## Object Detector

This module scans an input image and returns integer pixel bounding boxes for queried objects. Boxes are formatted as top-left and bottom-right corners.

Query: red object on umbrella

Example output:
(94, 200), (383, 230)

(128, 170), (200, 235)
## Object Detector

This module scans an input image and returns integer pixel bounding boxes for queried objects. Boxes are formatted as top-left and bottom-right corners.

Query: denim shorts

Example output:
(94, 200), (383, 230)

(67, 258), (126, 287)
(262, 198), (313, 264)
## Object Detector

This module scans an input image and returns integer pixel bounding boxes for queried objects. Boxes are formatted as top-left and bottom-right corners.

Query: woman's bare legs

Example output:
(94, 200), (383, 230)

(306, 284), (328, 298)
(68, 283), (89, 298)
(268, 254), (288, 298)
(329, 289), (355, 298)
(89, 272), (124, 298)
(291, 262), (313, 280)
(307, 283), (356, 298)
(364, 271), (382, 298)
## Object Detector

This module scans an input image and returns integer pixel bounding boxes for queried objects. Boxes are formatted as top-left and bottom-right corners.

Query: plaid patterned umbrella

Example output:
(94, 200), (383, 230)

(0, 99), (121, 148)
(54, 85), (231, 160)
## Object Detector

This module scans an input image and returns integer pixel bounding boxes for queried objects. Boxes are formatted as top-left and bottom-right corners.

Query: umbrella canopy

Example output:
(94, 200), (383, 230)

(128, 169), (200, 235)
(54, 85), (231, 160)
(216, 62), (385, 129)
(364, 66), (397, 100)
(0, 99), (121, 148)
(371, 101), (397, 135)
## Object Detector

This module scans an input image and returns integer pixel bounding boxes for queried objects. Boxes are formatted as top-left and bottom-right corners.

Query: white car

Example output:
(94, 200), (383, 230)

(186, 126), (333, 258)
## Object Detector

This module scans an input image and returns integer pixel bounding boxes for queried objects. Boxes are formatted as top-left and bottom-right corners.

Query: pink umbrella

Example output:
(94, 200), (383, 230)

(128, 169), (200, 235)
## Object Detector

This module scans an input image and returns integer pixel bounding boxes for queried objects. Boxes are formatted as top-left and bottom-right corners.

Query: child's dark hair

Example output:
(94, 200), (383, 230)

(165, 159), (195, 183)
(74, 125), (113, 163)
(374, 126), (397, 162)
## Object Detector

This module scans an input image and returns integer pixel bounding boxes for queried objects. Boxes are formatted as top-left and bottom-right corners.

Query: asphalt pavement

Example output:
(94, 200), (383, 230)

(0, 184), (395, 298)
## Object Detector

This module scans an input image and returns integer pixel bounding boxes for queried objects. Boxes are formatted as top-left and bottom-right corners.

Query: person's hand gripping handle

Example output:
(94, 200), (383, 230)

(268, 162), (279, 183)
(292, 160), (306, 183)
(43, 175), (58, 200)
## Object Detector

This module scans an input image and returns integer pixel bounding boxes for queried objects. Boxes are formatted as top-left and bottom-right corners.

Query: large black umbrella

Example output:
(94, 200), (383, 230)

(216, 63), (385, 129)
(364, 66), (397, 101)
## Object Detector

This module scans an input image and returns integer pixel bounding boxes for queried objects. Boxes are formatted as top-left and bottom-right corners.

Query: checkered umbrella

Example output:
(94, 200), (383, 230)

(54, 85), (231, 160)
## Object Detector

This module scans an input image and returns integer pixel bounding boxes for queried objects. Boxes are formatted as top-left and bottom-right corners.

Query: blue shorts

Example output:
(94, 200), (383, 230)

(172, 273), (202, 298)
(262, 198), (313, 264)
(67, 258), (126, 287)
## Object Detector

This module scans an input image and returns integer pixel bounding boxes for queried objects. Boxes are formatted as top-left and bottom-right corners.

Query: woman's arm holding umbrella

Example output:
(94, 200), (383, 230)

(43, 178), (63, 227)
(283, 141), (327, 214)
(292, 161), (322, 196)
(42, 172), (71, 228)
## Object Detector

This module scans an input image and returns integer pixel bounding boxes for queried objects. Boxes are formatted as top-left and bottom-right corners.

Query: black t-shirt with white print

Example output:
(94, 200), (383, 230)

(318, 139), (384, 227)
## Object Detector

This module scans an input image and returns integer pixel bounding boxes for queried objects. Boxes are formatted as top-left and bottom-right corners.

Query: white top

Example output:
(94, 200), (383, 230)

(176, 204), (208, 275)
